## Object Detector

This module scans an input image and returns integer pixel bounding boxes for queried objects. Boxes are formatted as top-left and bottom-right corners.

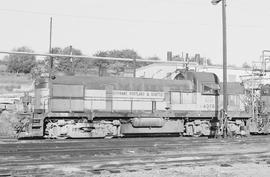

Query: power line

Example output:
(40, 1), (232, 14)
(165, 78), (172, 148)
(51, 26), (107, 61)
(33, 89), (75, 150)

(0, 8), (210, 25)
(0, 8), (269, 30)
(0, 8), (217, 28)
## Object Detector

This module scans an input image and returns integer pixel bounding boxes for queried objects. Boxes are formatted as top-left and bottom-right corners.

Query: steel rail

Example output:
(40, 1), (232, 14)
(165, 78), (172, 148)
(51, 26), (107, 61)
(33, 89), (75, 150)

(1, 136), (269, 176)
(0, 136), (269, 155)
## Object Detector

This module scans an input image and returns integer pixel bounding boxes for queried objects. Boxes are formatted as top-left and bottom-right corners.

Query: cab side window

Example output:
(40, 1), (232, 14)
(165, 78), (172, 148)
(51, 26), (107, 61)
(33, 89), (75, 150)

(202, 84), (219, 95)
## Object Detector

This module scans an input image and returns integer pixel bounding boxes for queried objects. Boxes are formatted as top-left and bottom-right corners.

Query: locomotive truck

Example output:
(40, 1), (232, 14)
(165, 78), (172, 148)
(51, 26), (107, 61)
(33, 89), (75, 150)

(18, 71), (251, 139)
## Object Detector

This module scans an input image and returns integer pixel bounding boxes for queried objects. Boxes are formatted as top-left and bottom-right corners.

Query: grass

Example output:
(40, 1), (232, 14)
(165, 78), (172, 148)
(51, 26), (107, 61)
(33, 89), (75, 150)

(0, 73), (33, 94)
(0, 73), (32, 84)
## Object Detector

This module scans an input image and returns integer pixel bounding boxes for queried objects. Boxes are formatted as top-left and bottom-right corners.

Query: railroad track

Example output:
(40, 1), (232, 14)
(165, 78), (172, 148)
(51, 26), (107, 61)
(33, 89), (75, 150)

(0, 136), (270, 176)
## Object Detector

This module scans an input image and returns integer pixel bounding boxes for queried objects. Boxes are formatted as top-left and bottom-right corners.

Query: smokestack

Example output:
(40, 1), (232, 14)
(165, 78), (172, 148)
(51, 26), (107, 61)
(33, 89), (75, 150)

(185, 53), (189, 62)
(195, 54), (200, 63)
(167, 51), (172, 61)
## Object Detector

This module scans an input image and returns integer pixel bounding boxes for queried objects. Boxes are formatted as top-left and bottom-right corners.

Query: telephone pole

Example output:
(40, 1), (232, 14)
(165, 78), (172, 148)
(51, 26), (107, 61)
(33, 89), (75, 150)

(49, 17), (53, 76)
(211, 0), (228, 137)
(211, 0), (228, 113)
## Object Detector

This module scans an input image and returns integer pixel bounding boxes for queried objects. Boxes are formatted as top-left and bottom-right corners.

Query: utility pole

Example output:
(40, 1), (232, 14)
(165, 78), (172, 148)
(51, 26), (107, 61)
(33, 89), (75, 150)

(49, 17), (53, 76)
(222, 0), (228, 115)
(48, 17), (53, 113)
(133, 58), (136, 78)
(222, 0), (228, 138)
(211, 0), (228, 137)
(69, 45), (73, 74)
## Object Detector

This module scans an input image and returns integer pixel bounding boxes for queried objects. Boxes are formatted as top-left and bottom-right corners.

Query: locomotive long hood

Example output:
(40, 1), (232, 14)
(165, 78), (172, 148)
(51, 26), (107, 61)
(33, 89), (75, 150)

(49, 75), (195, 92)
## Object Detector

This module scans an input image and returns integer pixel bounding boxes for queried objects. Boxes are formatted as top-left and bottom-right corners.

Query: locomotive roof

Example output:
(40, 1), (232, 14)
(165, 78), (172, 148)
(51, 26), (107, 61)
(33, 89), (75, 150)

(191, 72), (219, 83)
(174, 71), (219, 84)
(49, 75), (194, 92)
(174, 71), (220, 92)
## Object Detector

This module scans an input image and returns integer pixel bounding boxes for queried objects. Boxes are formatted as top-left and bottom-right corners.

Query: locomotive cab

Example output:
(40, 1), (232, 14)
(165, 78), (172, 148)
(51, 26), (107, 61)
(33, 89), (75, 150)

(174, 71), (220, 136)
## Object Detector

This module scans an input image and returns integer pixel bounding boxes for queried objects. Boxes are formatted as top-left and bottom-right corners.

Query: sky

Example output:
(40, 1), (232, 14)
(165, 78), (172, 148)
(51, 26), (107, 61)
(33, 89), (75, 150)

(0, 0), (270, 66)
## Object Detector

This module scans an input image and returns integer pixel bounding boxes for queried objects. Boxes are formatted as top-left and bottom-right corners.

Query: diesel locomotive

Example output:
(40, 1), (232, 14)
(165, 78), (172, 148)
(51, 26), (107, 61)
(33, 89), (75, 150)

(19, 71), (251, 138)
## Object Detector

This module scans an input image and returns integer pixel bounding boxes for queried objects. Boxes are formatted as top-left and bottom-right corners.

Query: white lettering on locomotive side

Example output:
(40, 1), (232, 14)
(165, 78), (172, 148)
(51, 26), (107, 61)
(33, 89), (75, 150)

(113, 90), (164, 99)
(203, 104), (215, 110)
(129, 91), (144, 96)
(115, 91), (128, 96)
(198, 95), (216, 110)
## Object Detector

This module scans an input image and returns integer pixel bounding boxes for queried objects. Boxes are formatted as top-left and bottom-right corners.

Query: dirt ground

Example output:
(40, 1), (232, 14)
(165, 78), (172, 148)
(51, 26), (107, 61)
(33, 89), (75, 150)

(23, 162), (270, 177)
(1, 126), (270, 177)
(95, 163), (270, 177)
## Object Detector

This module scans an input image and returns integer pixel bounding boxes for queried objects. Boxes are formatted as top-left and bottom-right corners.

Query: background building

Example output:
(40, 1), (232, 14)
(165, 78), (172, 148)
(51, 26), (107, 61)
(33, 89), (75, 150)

(136, 62), (252, 82)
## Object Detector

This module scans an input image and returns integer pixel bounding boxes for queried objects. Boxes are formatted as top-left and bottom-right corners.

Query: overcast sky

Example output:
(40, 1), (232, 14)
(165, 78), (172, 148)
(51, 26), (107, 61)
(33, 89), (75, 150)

(0, 0), (270, 66)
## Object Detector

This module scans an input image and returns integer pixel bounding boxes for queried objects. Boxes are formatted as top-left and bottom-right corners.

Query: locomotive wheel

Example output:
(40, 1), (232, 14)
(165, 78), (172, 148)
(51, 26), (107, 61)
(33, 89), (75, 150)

(193, 133), (202, 137)
(56, 136), (68, 139)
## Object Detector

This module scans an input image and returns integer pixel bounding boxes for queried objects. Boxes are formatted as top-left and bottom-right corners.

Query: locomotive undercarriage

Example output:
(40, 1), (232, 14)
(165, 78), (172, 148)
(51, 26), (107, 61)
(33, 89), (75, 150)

(184, 118), (249, 137)
(41, 116), (249, 139)
(185, 120), (211, 137)
(226, 119), (249, 137)
(44, 118), (121, 139)
(21, 109), (251, 139)
(43, 117), (185, 139)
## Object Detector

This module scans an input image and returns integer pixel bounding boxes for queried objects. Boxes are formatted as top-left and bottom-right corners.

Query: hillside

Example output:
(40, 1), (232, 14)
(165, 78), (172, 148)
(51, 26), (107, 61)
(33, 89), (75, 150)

(0, 73), (33, 109)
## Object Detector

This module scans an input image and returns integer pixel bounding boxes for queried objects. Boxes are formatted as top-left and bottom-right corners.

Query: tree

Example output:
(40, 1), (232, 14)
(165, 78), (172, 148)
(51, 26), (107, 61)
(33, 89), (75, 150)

(30, 60), (47, 80)
(6, 46), (36, 73)
(92, 51), (111, 76)
(47, 46), (84, 74)
(93, 49), (142, 76)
